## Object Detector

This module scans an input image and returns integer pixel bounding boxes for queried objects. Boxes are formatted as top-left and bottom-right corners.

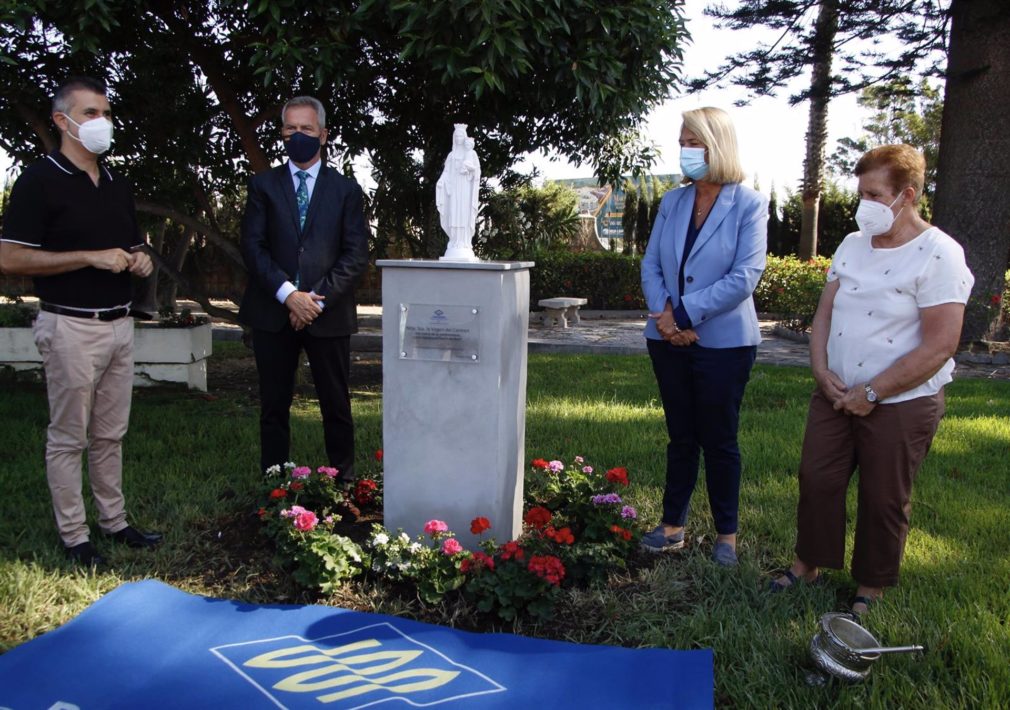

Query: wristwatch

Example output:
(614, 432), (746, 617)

(864, 382), (879, 403)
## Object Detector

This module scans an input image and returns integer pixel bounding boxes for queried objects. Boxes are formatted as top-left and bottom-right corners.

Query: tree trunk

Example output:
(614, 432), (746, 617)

(798, 0), (839, 260)
(933, 0), (1010, 343)
(132, 220), (167, 313)
(160, 227), (195, 311)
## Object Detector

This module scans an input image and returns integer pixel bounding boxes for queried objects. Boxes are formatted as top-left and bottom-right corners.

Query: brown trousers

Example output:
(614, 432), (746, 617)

(33, 311), (134, 547)
(795, 389), (944, 587)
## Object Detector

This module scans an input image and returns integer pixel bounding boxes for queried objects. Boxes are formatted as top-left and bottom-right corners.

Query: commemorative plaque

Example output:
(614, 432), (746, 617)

(399, 303), (480, 362)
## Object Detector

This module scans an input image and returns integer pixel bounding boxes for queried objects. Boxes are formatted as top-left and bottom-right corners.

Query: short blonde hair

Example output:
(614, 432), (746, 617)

(854, 144), (925, 198)
(681, 107), (746, 185)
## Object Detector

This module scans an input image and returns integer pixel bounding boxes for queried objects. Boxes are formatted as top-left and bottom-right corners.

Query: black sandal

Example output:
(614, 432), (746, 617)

(850, 595), (876, 615)
(768, 569), (798, 593)
(768, 569), (823, 593)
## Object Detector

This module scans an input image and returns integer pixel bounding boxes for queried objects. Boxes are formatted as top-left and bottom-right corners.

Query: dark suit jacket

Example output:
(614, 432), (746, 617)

(239, 163), (369, 337)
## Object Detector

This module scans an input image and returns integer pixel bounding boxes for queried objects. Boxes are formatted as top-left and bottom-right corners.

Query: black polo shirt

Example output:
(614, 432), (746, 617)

(1, 151), (142, 309)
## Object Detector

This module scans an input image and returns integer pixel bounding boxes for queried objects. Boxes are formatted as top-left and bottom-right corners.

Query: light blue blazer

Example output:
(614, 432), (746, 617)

(641, 182), (768, 348)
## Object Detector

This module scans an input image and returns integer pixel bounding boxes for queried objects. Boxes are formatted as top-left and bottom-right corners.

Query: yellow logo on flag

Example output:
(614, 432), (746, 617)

(212, 622), (505, 708)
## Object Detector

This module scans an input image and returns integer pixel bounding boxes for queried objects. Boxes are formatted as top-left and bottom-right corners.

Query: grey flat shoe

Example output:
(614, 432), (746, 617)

(640, 525), (685, 553)
(711, 542), (738, 567)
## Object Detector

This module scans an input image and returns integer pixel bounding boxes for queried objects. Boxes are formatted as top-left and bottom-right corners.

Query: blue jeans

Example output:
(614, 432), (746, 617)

(647, 339), (756, 535)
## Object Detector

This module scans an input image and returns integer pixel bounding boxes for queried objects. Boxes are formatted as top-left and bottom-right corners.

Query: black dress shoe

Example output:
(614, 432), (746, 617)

(65, 541), (106, 566)
(107, 525), (163, 548)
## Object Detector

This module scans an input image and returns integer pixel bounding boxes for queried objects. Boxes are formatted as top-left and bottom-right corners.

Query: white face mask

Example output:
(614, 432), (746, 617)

(679, 146), (708, 180)
(64, 115), (114, 155)
(854, 192), (904, 237)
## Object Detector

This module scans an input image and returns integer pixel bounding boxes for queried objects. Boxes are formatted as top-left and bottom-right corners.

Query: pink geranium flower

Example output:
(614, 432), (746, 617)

(317, 466), (339, 478)
(424, 519), (449, 536)
(280, 505), (307, 519)
(291, 466), (312, 479)
(548, 460), (564, 473)
(441, 538), (463, 555)
(293, 509), (318, 531)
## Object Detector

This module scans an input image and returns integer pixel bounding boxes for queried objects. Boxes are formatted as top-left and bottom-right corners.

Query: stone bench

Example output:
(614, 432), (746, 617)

(537, 297), (588, 328)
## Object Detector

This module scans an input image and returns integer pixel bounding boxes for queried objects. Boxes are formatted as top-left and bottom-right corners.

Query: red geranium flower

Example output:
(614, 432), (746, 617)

(545, 525), (575, 545)
(289, 481), (304, 491)
(527, 554), (566, 586)
(257, 507), (267, 518)
(470, 516), (491, 535)
(461, 551), (495, 573)
(991, 294), (1002, 306)
(501, 540), (525, 561)
(531, 458), (549, 470)
(524, 506), (553, 530)
(610, 524), (632, 541)
(606, 466), (630, 487)
(269, 488), (287, 499)
(374, 449), (383, 462)
(353, 479), (379, 506)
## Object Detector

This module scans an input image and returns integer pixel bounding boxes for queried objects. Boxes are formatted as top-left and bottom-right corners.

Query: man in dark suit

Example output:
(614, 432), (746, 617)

(239, 96), (369, 478)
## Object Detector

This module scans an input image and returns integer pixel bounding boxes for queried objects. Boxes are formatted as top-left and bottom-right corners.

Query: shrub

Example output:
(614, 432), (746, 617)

(530, 252), (645, 309)
(756, 262), (1010, 336)
(753, 255), (831, 332)
(0, 299), (36, 327)
(475, 182), (581, 260)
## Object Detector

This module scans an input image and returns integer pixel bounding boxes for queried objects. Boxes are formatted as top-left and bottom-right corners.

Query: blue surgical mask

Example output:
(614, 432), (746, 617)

(285, 131), (321, 164)
(680, 146), (708, 180)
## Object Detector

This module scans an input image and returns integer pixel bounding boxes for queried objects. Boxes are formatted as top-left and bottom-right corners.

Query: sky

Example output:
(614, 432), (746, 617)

(520, 3), (869, 196)
(2, 4), (873, 196)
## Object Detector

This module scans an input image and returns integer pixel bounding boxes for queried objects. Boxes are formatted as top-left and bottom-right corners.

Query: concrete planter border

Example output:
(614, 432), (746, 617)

(0, 322), (212, 391)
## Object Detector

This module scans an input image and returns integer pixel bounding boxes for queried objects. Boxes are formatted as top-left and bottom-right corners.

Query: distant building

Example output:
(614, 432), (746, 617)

(550, 174), (681, 248)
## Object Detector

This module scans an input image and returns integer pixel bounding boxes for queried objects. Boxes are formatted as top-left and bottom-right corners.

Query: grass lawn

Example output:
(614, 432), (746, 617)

(1, 346), (1008, 708)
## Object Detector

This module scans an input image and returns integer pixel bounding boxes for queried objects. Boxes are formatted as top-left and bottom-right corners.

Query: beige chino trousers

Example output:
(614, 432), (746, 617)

(33, 311), (134, 547)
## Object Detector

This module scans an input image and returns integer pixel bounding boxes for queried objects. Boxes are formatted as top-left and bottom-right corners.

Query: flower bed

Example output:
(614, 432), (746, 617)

(258, 456), (642, 621)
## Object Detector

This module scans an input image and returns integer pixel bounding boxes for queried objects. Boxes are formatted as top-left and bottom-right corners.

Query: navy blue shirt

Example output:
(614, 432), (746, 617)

(674, 214), (704, 329)
(1, 151), (142, 309)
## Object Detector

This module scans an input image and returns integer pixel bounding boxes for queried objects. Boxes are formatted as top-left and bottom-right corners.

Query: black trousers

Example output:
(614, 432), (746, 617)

(647, 338), (756, 535)
(252, 326), (354, 478)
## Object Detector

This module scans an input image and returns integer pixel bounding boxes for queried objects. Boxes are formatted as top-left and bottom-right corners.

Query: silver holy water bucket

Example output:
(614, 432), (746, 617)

(809, 612), (924, 682)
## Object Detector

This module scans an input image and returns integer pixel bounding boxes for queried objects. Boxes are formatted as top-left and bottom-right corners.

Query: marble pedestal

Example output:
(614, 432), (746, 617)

(377, 259), (534, 549)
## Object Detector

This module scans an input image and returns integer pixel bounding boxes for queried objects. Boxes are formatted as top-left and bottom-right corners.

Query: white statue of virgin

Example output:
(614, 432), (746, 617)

(436, 124), (481, 262)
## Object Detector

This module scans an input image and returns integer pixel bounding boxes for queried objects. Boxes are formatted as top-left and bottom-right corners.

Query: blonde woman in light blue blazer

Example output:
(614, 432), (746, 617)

(640, 107), (768, 566)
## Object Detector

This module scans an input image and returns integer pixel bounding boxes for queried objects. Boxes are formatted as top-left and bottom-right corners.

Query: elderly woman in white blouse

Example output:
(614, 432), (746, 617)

(771, 144), (974, 615)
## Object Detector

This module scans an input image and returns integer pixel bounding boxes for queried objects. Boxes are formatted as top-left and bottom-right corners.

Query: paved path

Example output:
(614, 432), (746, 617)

(213, 304), (1008, 380)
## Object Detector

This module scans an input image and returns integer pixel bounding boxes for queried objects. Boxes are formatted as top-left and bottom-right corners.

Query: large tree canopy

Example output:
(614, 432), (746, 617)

(693, 1), (948, 259)
(0, 0), (689, 314)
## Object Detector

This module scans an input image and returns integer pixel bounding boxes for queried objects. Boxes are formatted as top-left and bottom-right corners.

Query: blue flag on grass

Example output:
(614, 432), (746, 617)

(0, 580), (712, 709)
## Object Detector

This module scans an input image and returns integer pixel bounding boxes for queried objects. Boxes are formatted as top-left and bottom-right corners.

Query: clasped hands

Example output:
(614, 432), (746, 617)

(92, 248), (154, 277)
(286, 290), (325, 331)
(814, 367), (876, 417)
(648, 306), (698, 347)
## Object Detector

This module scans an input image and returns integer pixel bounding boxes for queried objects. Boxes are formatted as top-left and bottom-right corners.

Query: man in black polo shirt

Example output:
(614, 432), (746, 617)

(0, 77), (162, 566)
